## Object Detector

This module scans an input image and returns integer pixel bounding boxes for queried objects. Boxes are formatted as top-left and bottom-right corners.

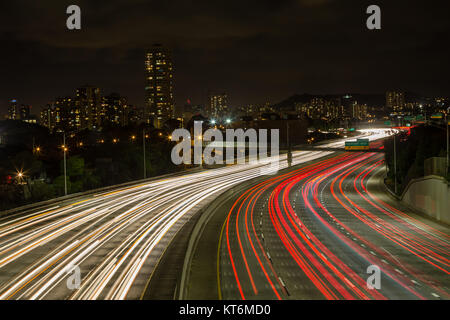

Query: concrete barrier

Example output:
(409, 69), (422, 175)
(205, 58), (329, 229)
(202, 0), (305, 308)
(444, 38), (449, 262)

(176, 183), (249, 299)
(401, 175), (450, 225)
(0, 167), (204, 218)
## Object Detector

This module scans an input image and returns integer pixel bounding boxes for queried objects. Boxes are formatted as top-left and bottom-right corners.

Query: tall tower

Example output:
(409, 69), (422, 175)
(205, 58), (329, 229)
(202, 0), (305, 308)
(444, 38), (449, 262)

(7, 99), (18, 120)
(145, 44), (174, 128)
(208, 93), (228, 121)
(76, 86), (101, 130)
(386, 91), (405, 113)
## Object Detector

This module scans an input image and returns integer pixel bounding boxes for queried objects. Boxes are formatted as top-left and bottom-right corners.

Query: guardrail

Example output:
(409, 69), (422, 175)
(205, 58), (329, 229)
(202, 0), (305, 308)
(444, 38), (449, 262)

(0, 167), (204, 218)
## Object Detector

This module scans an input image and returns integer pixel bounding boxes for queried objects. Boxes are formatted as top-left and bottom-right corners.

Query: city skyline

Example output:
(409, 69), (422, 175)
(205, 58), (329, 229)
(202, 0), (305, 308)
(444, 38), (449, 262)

(0, 1), (449, 306)
(1, 1), (450, 116)
(4, 85), (448, 133)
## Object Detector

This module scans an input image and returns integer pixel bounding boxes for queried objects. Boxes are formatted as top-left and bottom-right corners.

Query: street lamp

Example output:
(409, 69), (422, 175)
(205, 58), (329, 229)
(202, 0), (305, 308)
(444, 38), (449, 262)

(393, 130), (398, 195)
(197, 134), (203, 169)
(446, 107), (450, 177)
(16, 171), (25, 185)
(143, 129), (147, 179)
(62, 133), (67, 196)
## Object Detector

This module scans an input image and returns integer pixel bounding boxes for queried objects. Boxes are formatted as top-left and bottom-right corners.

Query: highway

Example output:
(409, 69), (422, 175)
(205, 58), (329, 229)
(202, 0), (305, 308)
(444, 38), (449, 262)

(219, 141), (450, 300)
(0, 130), (387, 300)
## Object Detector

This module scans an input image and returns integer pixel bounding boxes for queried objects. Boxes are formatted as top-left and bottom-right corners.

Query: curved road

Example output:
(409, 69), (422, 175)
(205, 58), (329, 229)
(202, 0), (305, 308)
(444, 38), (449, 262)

(0, 129), (388, 300)
(219, 142), (450, 300)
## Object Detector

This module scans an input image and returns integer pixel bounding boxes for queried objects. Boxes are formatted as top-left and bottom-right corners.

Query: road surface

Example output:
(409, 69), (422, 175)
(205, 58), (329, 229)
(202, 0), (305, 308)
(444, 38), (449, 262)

(0, 130), (388, 299)
(219, 142), (450, 300)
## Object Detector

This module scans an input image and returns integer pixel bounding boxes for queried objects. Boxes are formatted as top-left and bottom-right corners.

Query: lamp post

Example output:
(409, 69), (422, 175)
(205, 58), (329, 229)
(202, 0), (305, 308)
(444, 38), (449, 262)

(17, 171), (24, 184)
(198, 134), (203, 169)
(225, 118), (231, 129)
(287, 121), (292, 167)
(393, 130), (397, 195)
(446, 107), (449, 177)
(143, 129), (147, 179)
(63, 133), (67, 196)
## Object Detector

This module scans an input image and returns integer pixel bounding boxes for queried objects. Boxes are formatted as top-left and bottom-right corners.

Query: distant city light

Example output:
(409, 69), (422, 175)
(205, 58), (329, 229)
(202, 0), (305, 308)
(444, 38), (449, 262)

(226, 119), (231, 124)
(211, 119), (216, 124)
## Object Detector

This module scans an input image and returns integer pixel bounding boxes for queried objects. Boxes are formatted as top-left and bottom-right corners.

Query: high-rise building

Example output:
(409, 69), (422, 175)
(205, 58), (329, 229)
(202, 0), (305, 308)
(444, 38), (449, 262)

(7, 99), (18, 120)
(386, 91), (405, 113)
(40, 105), (55, 131)
(101, 93), (130, 127)
(257, 102), (274, 117)
(6, 100), (36, 123)
(54, 97), (73, 131)
(145, 44), (174, 128)
(76, 86), (101, 129)
(238, 104), (257, 118)
(19, 105), (31, 120)
(40, 88), (141, 133)
(127, 105), (143, 124)
(341, 94), (355, 119)
(295, 97), (343, 120)
(352, 103), (368, 120)
(208, 93), (229, 121)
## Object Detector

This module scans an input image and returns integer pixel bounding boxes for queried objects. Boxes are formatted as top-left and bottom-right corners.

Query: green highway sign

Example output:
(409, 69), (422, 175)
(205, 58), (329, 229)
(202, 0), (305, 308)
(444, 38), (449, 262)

(345, 139), (369, 147)
(431, 113), (443, 119)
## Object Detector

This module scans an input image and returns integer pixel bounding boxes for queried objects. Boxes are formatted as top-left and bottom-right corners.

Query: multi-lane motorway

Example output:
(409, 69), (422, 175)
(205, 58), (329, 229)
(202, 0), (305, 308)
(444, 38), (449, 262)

(219, 141), (450, 300)
(0, 130), (388, 300)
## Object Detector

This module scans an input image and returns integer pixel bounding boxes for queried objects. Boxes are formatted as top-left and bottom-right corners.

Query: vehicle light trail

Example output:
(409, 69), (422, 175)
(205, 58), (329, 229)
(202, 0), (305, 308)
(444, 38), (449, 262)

(220, 139), (450, 300)
(0, 130), (390, 300)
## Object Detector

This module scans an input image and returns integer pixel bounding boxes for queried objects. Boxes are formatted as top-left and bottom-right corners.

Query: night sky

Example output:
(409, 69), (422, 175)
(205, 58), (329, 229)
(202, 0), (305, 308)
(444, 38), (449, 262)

(1, 0), (449, 115)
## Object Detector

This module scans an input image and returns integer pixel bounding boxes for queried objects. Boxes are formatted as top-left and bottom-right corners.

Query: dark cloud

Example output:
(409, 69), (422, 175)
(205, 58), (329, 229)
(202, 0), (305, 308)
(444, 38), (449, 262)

(0, 0), (449, 114)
